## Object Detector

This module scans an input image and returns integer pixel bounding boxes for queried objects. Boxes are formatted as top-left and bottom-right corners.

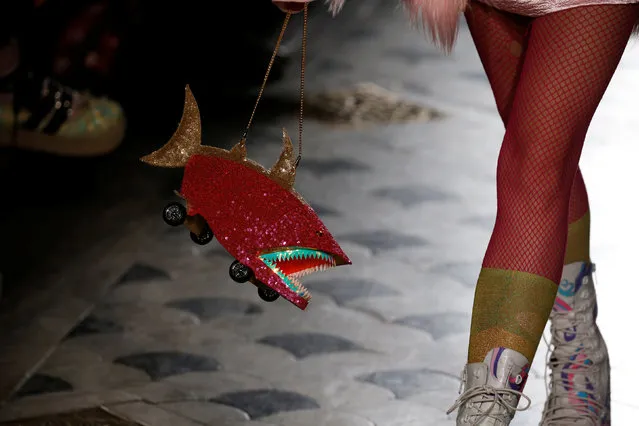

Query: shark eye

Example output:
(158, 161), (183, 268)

(316, 230), (324, 237)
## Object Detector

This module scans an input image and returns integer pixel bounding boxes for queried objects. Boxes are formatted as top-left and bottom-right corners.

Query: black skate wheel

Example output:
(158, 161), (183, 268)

(229, 260), (253, 283)
(258, 286), (280, 302)
(163, 202), (186, 227)
(190, 226), (214, 245)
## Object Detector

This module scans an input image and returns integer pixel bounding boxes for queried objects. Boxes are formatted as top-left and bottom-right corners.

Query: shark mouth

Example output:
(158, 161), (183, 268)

(259, 248), (343, 300)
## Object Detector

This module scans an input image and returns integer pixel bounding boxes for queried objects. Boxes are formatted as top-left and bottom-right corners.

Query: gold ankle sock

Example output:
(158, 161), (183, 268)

(564, 211), (590, 265)
(468, 268), (557, 363)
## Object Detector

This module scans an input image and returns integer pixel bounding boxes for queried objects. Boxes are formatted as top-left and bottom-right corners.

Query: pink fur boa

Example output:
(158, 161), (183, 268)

(400, 0), (468, 52)
(326, 0), (345, 14)
(325, 0), (466, 52)
(284, 0), (467, 52)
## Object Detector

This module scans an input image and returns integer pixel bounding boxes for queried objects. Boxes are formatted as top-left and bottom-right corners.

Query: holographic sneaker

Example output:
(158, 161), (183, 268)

(541, 262), (611, 425)
(448, 347), (532, 425)
(0, 70), (125, 157)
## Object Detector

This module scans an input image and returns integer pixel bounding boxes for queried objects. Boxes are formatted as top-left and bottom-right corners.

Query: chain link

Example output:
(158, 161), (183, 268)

(243, 5), (308, 169)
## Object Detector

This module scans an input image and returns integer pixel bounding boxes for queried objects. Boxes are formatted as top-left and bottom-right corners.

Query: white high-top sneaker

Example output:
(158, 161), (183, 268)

(448, 347), (532, 425)
(540, 262), (611, 425)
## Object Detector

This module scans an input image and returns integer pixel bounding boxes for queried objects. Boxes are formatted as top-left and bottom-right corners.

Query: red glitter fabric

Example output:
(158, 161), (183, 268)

(466, 2), (591, 229)
(180, 154), (351, 310)
(475, 3), (639, 284)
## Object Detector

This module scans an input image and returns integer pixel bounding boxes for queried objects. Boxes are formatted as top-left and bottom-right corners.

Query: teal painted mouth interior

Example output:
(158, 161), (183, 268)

(259, 248), (336, 300)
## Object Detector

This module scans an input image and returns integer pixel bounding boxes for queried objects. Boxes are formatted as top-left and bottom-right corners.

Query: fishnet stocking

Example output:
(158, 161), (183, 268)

(465, 3), (638, 364)
(568, 169), (589, 224)
(480, 4), (638, 284)
(465, 3), (529, 125)
(465, 1), (591, 240)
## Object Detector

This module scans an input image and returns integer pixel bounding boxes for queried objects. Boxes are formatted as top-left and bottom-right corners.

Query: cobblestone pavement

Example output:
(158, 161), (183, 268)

(2, 1), (639, 425)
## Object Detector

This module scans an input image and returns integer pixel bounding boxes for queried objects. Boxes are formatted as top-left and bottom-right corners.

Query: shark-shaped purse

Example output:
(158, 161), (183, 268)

(140, 6), (351, 310)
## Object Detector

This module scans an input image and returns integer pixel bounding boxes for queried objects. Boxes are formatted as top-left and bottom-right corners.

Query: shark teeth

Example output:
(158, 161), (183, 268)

(271, 250), (334, 263)
(259, 248), (337, 301)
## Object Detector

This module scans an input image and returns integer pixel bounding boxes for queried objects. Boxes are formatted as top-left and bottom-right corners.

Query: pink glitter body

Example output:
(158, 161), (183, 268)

(181, 154), (351, 310)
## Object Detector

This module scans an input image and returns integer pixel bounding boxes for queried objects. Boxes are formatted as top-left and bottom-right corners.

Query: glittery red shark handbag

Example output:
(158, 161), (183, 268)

(140, 6), (351, 310)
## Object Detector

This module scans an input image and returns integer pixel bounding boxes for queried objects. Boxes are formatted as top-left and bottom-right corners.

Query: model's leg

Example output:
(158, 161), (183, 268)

(467, 2), (594, 282)
(465, 2), (530, 125)
(542, 152), (610, 420)
(466, 6), (608, 422)
(454, 4), (639, 425)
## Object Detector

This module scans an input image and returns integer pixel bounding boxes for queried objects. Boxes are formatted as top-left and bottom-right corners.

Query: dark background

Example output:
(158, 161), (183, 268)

(0, 0), (313, 312)
(24, 0), (298, 135)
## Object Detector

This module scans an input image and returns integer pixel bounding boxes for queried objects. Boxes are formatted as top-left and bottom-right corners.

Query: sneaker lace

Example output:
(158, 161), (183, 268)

(541, 309), (604, 424)
(447, 371), (531, 425)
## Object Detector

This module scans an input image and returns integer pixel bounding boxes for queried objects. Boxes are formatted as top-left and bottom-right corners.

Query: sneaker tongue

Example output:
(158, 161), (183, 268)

(482, 347), (530, 391)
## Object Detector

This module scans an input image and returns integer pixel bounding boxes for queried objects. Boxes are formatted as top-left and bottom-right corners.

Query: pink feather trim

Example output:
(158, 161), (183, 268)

(327, 0), (345, 15)
(402, 0), (468, 52)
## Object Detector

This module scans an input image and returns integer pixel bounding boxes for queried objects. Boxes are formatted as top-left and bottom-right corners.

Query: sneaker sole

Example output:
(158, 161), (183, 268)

(0, 116), (126, 157)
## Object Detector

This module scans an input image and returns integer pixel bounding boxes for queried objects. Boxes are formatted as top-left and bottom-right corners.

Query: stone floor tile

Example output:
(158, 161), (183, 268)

(210, 422), (277, 426)
(86, 303), (202, 333)
(343, 400), (449, 426)
(160, 401), (249, 424)
(141, 323), (251, 349)
(38, 360), (150, 392)
(209, 389), (322, 420)
(162, 371), (273, 399)
(119, 382), (194, 404)
(255, 376), (394, 410)
(13, 374), (73, 398)
(0, 390), (140, 422)
(105, 402), (204, 426)
(260, 410), (375, 426)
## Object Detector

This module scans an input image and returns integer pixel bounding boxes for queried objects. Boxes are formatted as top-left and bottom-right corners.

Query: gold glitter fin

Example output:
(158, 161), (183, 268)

(228, 138), (248, 161)
(268, 128), (296, 189)
(140, 85), (203, 167)
(142, 87), (299, 192)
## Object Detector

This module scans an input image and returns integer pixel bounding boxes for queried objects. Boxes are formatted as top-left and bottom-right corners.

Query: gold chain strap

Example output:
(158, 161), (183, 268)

(242, 4), (308, 168)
